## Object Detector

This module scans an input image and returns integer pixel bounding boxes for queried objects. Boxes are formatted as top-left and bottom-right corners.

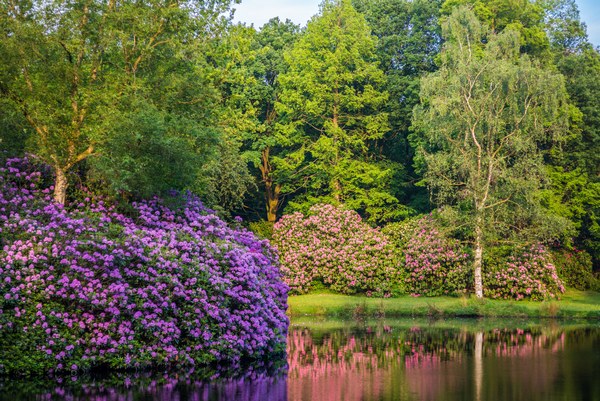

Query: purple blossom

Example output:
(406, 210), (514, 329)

(0, 157), (289, 375)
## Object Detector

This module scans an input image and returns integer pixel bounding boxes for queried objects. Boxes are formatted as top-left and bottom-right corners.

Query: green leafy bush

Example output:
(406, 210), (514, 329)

(552, 249), (598, 291)
(247, 221), (274, 240)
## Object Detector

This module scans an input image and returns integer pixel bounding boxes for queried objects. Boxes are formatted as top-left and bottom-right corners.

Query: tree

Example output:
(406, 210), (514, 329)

(549, 48), (600, 267)
(412, 7), (571, 297)
(0, 0), (234, 204)
(236, 18), (301, 222)
(353, 0), (442, 213)
(277, 0), (397, 222)
(541, 0), (589, 54)
(441, 0), (550, 58)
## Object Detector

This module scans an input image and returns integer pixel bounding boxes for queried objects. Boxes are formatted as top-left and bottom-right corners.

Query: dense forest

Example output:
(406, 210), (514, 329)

(1, 0), (598, 272)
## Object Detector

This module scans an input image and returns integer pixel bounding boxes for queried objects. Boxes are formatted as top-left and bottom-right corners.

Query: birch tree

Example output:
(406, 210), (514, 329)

(413, 7), (570, 297)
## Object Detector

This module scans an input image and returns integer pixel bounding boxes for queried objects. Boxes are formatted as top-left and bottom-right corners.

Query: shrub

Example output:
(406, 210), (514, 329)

(483, 245), (565, 301)
(551, 249), (598, 291)
(247, 221), (274, 240)
(402, 216), (471, 296)
(381, 218), (421, 251)
(272, 204), (399, 297)
(0, 157), (289, 375)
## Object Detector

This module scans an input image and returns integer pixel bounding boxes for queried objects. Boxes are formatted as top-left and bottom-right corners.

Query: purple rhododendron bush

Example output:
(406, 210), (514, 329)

(272, 204), (399, 297)
(0, 157), (288, 375)
(403, 216), (472, 297)
(484, 245), (565, 300)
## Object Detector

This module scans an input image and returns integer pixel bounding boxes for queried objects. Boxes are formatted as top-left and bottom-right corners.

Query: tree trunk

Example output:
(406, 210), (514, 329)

(333, 179), (342, 202)
(266, 184), (280, 223)
(53, 166), (68, 205)
(474, 217), (484, 298)
(260, 147), (280, 223)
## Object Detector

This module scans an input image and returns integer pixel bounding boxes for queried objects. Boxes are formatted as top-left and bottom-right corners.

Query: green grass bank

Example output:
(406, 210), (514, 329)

(287, 289), (600, 319)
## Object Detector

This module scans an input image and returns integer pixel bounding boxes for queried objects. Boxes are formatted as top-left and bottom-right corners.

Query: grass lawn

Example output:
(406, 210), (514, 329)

(287, 289), (600, 319)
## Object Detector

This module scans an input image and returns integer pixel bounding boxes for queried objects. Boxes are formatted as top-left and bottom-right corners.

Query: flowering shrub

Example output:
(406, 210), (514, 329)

(483, 245), (565, 300)
(272, 204), (399, 297)
(403, 216), (471, 296)
(381, 218), (421, 250)
(0, 157), (288, 375)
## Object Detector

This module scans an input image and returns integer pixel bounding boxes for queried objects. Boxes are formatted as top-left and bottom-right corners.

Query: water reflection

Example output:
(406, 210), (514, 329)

(1, 319), (599, 401)
(287, 320), (600, 401)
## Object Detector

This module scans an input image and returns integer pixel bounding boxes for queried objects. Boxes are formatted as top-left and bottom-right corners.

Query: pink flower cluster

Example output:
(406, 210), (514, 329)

(403, 216), (471, 296)
(272, 204), (399, 296)
(484, 245), (565, 300)
(0, 157), (288, 375)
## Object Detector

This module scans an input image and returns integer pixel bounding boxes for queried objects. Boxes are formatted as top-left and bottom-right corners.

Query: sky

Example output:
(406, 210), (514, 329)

(232, 0), (600, 48)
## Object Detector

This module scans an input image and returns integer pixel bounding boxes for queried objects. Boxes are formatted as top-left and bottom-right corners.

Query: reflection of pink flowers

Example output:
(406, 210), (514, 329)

(288, 325), (567, 401)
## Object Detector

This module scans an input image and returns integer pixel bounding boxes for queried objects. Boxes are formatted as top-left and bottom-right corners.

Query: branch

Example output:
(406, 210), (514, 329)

(65, 145), (95, 170)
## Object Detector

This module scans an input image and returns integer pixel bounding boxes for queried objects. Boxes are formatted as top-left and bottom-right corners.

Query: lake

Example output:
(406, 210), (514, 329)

(1, 318), (599, 400)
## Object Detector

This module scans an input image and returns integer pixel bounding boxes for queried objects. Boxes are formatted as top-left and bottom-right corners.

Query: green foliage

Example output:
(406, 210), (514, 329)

(550, 48), (600, 266)
(277, 0), (400, 223)
(247, 220), (274, 240)
(483, 245), (566, 300)
(195, 142), (255, 217)
(552, 249), (599, 291)
(0, 0), (235, 202)
(542, 0), (589, 53)
(413, 6), (572, 248)
(441, 0), (550, 57)
(241, 18), (301, 221)
(353, 0), (442, 212)
(86, 101), (218, 199)
(540, 166), (599, 251)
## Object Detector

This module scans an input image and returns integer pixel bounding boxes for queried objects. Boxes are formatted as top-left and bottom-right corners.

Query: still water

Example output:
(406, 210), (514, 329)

(1, 318), (599, 401)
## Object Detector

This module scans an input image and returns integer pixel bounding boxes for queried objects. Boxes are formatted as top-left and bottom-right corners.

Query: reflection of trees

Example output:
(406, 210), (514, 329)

(287, 324), (589, 401)
(0, 325), (597, 401)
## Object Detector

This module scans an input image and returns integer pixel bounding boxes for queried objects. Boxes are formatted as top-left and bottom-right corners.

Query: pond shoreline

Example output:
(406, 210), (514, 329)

(287, 289), (600, 319)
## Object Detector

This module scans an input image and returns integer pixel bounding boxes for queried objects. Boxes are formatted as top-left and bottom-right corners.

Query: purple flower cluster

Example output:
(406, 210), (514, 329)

(0, 157), (288, 375)
(484, 245), (565, 301)
(403, 216), (471, 297)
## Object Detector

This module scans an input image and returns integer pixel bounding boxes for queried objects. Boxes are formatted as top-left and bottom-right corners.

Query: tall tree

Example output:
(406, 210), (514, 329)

(195, 20), (301, 220)
(0, 0), (234, 204)
(541, 0), (589, 54)
(412, 7), (571, 297)
(549, 47), (600, 266)
(353, 0), (442, 212)
(277, 0), (397, 222)
(235, 18), (301, 222)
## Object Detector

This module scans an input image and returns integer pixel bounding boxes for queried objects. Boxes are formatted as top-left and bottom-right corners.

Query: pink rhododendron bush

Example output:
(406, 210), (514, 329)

(272, 204), (399, 297)
(483, 245), (565, 300)
(0, 157), (288, 375)
(403, 216), (471, 296)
